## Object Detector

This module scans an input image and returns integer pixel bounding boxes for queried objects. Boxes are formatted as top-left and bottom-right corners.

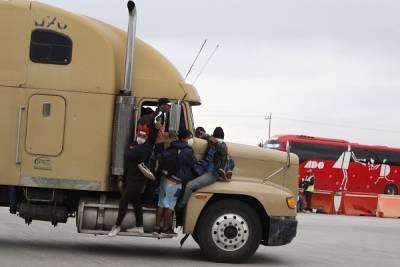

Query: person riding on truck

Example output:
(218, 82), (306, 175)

(142, 98), (171, 205)
(153, 129), (197, 235)
(176, 127), (228, 209)
(108, 128), (153, 236)
(147, 98), (171, 148)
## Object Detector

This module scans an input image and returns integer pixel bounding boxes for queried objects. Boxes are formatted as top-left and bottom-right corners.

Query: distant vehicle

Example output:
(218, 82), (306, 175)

(266, 135), (400, 195)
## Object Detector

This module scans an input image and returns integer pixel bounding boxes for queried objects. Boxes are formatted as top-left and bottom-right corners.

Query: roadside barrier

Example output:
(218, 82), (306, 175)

(338, 192), (377, 216)
(376, 194), (400, 218)
(299, 189), (336, 214)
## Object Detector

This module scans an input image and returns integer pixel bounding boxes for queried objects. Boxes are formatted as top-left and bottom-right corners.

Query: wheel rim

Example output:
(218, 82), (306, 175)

(211, 213), (250, 252)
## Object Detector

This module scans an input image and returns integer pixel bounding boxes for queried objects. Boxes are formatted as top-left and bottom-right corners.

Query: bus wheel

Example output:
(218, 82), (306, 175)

(195, 199), (262, 263)
(384, 184), (398, 195)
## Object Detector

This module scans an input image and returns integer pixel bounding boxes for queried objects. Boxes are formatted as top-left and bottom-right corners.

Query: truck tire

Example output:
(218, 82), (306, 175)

(191, 233), (199, 245)
(195, 199), (262, 263)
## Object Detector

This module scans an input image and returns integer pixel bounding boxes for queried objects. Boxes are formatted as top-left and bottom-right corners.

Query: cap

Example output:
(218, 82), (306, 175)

(136, 124), (149, 137)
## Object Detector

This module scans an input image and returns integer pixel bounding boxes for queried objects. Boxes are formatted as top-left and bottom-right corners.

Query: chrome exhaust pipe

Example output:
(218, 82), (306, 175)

(111, 1), (137, 176)
(123, 1), (137, 95)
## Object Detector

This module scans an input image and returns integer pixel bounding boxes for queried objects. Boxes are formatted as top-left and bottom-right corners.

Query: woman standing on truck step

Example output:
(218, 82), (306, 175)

(108, 127), (153, 236)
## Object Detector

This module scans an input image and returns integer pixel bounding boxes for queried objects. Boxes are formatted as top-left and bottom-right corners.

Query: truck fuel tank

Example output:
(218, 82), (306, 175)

(77, 196), (159, 235)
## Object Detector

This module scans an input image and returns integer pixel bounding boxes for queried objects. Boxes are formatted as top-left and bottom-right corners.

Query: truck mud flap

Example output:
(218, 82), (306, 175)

(264, 216), (297, 246)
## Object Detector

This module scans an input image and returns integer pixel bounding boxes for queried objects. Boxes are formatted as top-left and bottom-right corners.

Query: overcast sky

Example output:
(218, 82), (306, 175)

(41, 0), (400, 148)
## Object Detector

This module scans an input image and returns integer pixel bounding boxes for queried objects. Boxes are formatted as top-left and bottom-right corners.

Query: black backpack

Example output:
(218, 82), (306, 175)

(159, 146), (181, 177)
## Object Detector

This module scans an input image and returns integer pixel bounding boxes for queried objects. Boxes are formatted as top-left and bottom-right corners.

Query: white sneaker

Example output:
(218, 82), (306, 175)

(108, 225), (121, 237)
(126, 226), (144, 234)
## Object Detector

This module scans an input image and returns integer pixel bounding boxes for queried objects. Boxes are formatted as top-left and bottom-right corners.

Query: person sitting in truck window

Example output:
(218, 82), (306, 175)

(176, 127), (228, 209)
(108, 127), (153, 237)
(153, 129), (196, 235)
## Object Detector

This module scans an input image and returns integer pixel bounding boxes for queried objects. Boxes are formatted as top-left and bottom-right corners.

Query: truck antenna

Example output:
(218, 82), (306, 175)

(184, 39), (207, 81)
(192, 44), (219, 84)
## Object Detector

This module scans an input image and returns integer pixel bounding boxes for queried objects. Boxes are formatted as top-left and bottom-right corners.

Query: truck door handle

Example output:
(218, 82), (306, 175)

(15, 105), (26, 164)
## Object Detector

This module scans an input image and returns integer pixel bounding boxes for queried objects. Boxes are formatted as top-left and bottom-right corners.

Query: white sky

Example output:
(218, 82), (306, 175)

(40, 0), (400, 148)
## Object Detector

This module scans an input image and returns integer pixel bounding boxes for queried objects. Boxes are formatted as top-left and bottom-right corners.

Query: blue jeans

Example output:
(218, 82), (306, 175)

(158, 177), (182, 210)
(178, 172), (217, 208)
(225, 157), (235, 172)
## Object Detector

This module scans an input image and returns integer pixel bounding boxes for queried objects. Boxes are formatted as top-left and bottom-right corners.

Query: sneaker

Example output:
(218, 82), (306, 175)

(138, 163), (156, 180)
(108, 225), (121, 237)
(217, 168), (227, 180)
(161, 227), (176, 236)
(152, 225), (161, 235)
(226, 171), (233, 180)
(126, 226), (144, 234)
(9, 206), (17, 214)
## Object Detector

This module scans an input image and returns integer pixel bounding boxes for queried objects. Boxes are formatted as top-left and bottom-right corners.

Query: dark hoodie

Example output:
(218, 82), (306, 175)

(169, 140), (197, 183)
(125, 142), (153, 179)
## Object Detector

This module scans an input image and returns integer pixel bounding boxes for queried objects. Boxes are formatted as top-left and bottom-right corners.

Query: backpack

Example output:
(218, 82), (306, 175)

(159, 146), (181, 178)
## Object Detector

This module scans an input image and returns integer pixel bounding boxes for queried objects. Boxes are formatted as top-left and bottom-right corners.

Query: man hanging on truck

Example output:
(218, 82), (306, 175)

(176, 127), (228, 209)
(147, 98), (171, 148)
(153, 129), (197, 235)
(142, 98), (171, 205)
(108, 127), (153, 236)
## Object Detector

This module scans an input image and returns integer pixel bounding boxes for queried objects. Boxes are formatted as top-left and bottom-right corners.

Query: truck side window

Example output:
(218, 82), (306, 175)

(30, 29), (72, 65)
(138, 101), (187, 133)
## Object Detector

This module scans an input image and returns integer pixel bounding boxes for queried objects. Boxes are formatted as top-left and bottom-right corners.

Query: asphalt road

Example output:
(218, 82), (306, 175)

(0, 207), (399, 267)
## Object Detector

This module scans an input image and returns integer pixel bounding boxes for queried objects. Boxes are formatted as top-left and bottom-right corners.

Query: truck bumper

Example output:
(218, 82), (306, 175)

(263, 216), (297, 246)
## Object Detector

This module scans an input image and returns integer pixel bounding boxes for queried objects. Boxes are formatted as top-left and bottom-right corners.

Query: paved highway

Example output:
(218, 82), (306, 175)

(0, 208), (399, 266)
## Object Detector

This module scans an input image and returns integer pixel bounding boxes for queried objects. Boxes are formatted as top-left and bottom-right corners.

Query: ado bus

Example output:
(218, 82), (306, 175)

(266, 135), (400, 195)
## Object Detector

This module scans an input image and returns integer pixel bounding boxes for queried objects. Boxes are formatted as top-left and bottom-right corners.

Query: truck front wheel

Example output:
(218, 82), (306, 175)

(195, 199), (262, 263)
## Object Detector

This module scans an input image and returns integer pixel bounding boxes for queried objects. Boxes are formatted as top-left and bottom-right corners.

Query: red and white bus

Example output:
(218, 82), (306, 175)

(266, 135), (400, 195)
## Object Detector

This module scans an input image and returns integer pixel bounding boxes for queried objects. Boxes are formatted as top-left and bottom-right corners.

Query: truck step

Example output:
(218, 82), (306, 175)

(80, 229), (177, 239)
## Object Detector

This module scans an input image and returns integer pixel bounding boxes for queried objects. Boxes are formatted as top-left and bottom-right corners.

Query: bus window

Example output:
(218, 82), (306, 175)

(373, 150), (400, 165)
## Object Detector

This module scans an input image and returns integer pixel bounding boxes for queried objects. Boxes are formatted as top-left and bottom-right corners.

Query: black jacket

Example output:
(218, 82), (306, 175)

(169, 141), (197, 183)
(125, 142), (153, 179)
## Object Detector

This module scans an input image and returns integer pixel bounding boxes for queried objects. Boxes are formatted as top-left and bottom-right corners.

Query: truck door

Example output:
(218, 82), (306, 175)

(0, 89), (27, 185)
(0, 1), (30, 185)
(25, 94), (66, 157)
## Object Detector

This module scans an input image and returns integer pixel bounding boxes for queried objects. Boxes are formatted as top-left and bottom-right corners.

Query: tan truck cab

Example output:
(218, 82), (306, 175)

(0, 0), (298, 263)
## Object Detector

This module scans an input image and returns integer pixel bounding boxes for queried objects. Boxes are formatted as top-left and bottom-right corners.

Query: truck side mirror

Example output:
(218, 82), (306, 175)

(286, 141), (291, 168)
(168, 102), (181, 134)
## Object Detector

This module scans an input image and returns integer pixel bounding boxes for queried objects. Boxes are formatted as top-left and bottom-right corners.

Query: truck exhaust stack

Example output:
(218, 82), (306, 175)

(123, 1), (137, 95)
(111, 1), (137, 176)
